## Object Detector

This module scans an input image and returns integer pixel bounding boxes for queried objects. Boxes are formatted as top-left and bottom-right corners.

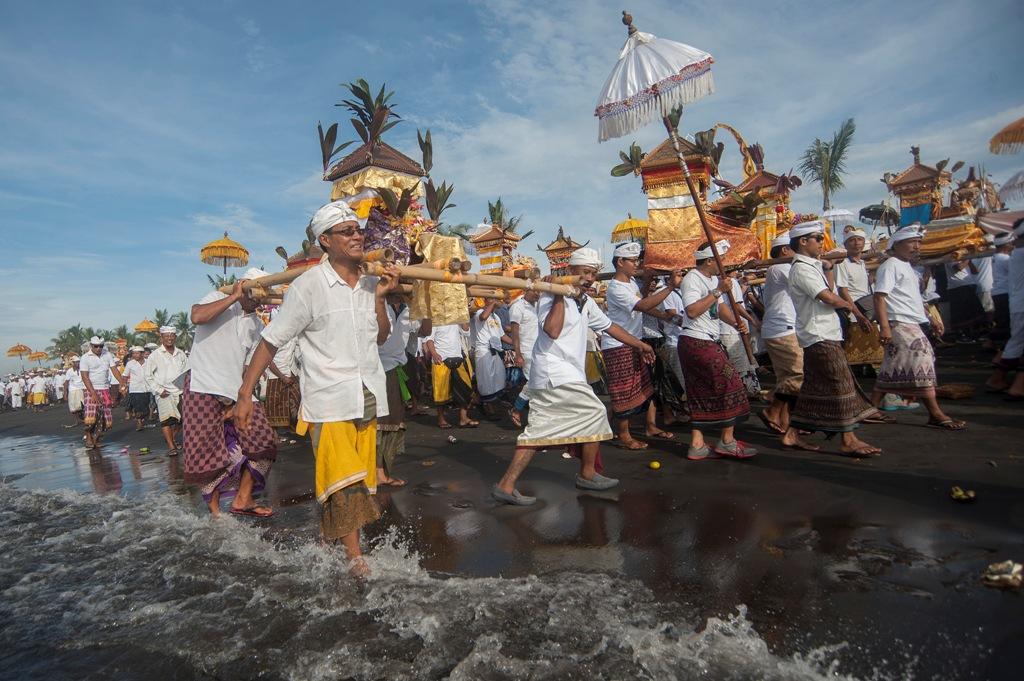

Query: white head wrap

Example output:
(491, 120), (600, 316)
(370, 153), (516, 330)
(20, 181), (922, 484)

(129, 346), (143, 353)
(771, 234), (792, 250)
(994, 233), (1014, 247)
(694, 239), (730, 260)
(843, 228), (867, 243)
(568, 247), (602, 269)
(789, 220), (825, 240)
(159, 325), (177, 335)
(888, 223), (926, 249)
(242, 267), (270, 281)
(309, 200), (365, 240)
(89, 336), (104, 346)
(144, 343), (159, 350)
(612, 242), (642, 259)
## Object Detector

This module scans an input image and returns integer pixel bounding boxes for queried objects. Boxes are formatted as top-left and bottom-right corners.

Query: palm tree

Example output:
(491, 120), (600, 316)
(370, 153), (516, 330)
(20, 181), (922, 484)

(206, 274), (237, 289)
(798, 118), (856, 211)
(170, 311), (195, 350)
(47, 323), (87, 358)
(437, 222), (476, 253)
(485, 197), (534, 241)
(110, 324), (137, 347)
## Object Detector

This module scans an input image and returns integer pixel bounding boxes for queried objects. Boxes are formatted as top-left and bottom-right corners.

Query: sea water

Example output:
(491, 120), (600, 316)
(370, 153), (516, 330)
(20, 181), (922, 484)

(0, 483), (896, 681)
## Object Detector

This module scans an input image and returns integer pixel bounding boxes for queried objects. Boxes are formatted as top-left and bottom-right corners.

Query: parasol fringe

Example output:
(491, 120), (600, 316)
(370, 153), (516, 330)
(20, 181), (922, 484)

(597, 65), (714, 142)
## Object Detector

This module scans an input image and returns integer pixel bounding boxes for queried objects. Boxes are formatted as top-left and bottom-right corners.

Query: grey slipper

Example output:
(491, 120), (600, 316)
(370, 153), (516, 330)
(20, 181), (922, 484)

(686, 445), (719, 461)
(492, 485), (537, 506)
(575, 473), (619, 491)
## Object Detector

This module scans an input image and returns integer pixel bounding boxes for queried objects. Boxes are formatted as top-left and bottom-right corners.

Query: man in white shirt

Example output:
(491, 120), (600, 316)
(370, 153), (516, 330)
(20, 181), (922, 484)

(677, 239), (756, 460)
(988, 233), (1015, 352)
(471, 297), (511, 413)
(835, 227), (886, 373)
(872, 225), (965, 430)
(989, 219), (1024, 397)
(79, 337), (127, 449)
(145, 327), (189, 454)
(494, 247), (654, 506)
(10, 375), (25, 409)
(508, 289), (540, 426)
(236, 201), (399, 571)
(601, 241), (680, 450)
(375, 293), (430, 487)
(425, 321), (476, 429)
(121, 346), (150, 430)
(759, 235), (804, 434)
(29, 373), (47, 411)
(64, 357), (86, 424)
(184, 268), (276, 518)
(781, 221), (879, 457)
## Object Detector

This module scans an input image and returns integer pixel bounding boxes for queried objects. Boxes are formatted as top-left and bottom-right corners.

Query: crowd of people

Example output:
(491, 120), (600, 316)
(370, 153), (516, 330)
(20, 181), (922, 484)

(5, 201), (1022, 574)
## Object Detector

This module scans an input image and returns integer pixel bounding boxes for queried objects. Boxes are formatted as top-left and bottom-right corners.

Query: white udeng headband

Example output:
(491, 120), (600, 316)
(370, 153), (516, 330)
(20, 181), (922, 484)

(694, 239), (729, 260)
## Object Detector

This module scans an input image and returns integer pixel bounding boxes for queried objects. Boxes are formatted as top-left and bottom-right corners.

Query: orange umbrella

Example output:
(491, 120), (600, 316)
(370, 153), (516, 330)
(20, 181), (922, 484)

(6, 343), (30, 358)
(990, 116), (1024, 155)
(27, 351), (48, 365)
(200, 231), (249, 274)
(610, 214), (648, 243)
(134, 318), (158, 333)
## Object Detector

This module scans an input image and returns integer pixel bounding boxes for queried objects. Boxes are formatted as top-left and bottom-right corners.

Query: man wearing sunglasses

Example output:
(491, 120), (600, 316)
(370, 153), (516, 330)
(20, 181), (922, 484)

(235, 200), (400, 575)
(781, 221), (880, 457)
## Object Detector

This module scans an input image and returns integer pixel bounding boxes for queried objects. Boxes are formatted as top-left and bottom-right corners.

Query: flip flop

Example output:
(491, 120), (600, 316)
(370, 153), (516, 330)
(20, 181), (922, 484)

(438, 423), (454, 430)
(862, 413), (896, 424)
(758, 412), (786, 434)
(781, 440), (821, 452)
(644, 430), (675, 441)
(459, 421), (480, 428)
(926, 418), (967, 431)
(839, 445), (882, 458)
(615, 439), (649, 450)
(229, 506), (274, 518)
(380, 478), (407, 488)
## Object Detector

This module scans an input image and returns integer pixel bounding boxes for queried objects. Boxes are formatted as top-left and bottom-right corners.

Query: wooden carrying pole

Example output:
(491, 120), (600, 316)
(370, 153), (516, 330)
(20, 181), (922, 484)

(362, 261), (581, 297)
(218, 249), (397, 295)
(663, 116), (755, 362)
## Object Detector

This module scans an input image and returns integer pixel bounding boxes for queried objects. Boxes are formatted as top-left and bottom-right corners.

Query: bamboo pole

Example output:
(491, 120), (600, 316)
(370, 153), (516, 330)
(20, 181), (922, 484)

(362, 261), (580, 297)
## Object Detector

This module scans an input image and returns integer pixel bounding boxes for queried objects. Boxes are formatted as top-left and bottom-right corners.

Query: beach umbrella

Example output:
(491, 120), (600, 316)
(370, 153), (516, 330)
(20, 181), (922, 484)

(998, 169), (1024, 204)
(610, 214), (648, 243)
(595, 11), (755, 361)
(27, 351), (48, 366)
(6, 343), (30, 358)
(134, 318), (158, 334)
(989, 116), (1024, 155)
(200, 231), (249, 274)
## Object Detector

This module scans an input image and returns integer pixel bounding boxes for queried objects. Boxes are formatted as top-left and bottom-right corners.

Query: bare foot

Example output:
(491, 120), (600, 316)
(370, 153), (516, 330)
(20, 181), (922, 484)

(438, 420), (452, 429)
(840, 437), (881, 457)
(349, 556), (370, 578)
(616, 438), (648, 450)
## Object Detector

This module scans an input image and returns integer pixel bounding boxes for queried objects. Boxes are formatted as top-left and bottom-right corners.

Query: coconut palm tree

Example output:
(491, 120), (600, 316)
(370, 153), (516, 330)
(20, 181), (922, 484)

(170, 311), (195, 350)
(206, 274), (237, 289)
(798, 118), (856, 211)
(485, 197), (534, 241)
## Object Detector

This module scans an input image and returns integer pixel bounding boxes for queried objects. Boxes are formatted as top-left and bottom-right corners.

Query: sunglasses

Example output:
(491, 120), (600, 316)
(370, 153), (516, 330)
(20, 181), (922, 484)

(324, 225), (363, 237)
(802, 233), (825, 242)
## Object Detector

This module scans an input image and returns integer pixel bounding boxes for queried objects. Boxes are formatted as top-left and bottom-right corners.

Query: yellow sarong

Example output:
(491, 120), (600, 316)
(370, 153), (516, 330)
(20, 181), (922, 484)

(431, 358), (473, 405)
(303, 419), (377, 504)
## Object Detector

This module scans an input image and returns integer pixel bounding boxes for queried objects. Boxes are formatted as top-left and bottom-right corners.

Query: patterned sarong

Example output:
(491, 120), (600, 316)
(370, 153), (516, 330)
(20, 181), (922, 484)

(432, 356), (474, 407)
(83, 388), (113, 432)
(601, 345), (654, 418)
(264, 377), (299, 428)
(791, 340), (875, 433)
(678, 336), (749, 427)
(182, 377), (277, 487)
(376, 367), (406, 476)
(721, 334), (761, 398)
(874, 322), (937, 398)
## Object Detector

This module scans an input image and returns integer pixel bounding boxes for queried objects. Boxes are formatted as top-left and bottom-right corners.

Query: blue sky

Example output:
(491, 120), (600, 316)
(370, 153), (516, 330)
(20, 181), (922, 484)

(1, 0), (1022, 373)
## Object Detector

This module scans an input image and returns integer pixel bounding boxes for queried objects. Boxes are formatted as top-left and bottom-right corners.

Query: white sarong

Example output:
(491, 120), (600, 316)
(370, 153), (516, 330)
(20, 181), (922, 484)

(68, 389), (84, 413)
(474, 350), (506, 400)
(155, 392), (182, 422)
(517, 382), (612, 447)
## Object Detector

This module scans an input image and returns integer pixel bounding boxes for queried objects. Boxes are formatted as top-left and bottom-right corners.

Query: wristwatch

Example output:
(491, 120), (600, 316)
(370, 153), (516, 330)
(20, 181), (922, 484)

(711, 289), (722, 299)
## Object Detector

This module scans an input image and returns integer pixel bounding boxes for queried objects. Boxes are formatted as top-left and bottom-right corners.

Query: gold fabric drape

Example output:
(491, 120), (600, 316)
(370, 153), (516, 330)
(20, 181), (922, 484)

(409, 233), (469, 325)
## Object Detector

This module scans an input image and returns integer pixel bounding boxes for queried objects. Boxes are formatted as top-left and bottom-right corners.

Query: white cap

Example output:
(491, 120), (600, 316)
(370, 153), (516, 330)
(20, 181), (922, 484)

(695, 239), (730, 260)
(843, 227), (867, 242)
(789, 220), (825, 239)
(309, 200), (365, 240)
(144, 342), (159, 350)
(612, 242), (642, 259)
(159, 325), (177, 335)
(994, 233), (1014, 247)
(89, 336), (104, 346)
(568, 247), (602, 269)
(888, 223), (926, 248)
(771, 233), (792, 249)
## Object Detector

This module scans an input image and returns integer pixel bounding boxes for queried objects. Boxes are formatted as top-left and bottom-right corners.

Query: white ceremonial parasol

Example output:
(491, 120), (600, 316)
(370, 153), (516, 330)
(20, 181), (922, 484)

(820, 207), (855, 242)
(595, 11), (754, 360)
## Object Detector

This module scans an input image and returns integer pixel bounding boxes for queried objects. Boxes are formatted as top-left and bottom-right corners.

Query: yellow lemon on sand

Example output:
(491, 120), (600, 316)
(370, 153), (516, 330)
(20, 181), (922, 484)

(649, 460), (661, 470)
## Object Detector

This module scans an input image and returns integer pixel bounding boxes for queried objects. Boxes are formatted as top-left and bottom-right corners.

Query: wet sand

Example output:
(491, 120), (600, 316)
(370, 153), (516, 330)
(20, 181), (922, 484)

(1, 344), (1021, 680)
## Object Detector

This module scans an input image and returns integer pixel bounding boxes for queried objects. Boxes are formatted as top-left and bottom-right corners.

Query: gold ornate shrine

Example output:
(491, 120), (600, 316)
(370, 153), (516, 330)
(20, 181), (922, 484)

(470, 224), (523, 275)
(539, 226), (587, 276)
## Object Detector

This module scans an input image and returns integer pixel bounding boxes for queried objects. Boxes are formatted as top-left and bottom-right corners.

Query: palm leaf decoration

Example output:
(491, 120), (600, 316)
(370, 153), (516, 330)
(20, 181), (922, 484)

(317, 121), (354, 175)
(610, 142), (645, 177)
(798, 118), (856, 211)
(377, 186), (416, 219)
(275, 246), (289, 262)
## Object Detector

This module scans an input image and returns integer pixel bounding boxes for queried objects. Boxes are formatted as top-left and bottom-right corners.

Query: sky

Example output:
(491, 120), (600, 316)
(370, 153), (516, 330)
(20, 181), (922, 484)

(1, 0), (1022, 374)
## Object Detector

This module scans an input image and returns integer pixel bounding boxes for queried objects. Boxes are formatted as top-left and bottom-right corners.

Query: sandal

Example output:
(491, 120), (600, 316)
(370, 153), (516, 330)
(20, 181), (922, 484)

(379, 477), (407, 488)
(840, 444), (882, 458)
(862, 412), (896, 424)
(459, 420), (480, 428)
(758, 412), (786, 435)
(615, 439), (649, 451)
(644, 430), (675, 441)
(927, 418), (966, 431)
(781, 439), (821, 452)
(229, 505), (274, 518)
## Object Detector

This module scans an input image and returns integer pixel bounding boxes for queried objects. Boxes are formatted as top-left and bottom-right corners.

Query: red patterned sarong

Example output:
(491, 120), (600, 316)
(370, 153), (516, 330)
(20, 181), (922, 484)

(678, 336), (749, 427)
(83, 388), (113, 433)
(601, 345), (654, 418)
(182, 374), (277, 487)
